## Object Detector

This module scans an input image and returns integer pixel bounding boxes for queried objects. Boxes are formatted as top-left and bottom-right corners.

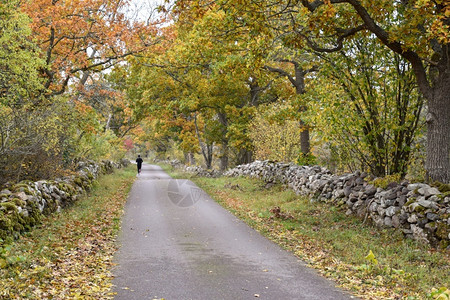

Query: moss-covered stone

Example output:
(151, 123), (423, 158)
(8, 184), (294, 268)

(11, 198), (26, 208)
(436, 191), (450, 200)
(1, 202), (18, 212)
(74, 177), (83, 186)
(57, 183), (65, 191)
(436, 222), (449, 240)
(43, 197), (57, 215)
(432, 181), (450, 193)
(439, 239), (449, 249)
(414, 205), (426, 213)
(405, 198), (416, 206)
(0, 160), (121, 242)
(13, 183), (30, 189)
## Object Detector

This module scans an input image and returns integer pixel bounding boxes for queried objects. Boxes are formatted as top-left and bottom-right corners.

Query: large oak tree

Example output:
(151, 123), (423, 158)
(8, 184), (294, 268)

(287, 0), (449, 182)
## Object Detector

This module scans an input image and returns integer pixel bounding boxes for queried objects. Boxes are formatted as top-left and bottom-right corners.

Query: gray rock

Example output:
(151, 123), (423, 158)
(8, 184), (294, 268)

(344, 187), (352, 197)
(407, 183), (430, 191)
(386, 206), (400, 217)
(353, 200), (364, 209)
(385, 199), (396, 207)
(369, 202), (378, 212)
(372, 215), (385, 227)
(408, 214), (418, 223)
(398, 213), (409, 222)
(402, 228), (413, 235)
(365, 186), (377, 196)
(428, 195), (440, 202)
(334, 189), (345, 198)
(224, 161), (450, 248)
(0, 189), (12, 195)
(384, 191), (397, 200)
(397, 195), (407, 207)
(377, 206), (386, 217)
(16, 192), (29, 201)
(392, 215), (400, 228)
(355, 177), (364, 185)
(417, 198), (432, 208)
(418, 187), (440, 197)
(418, 217), (428, 227)
(411, 224), (429, 243)
(426, 212), (439, 221)
(384, 216), (393, 227)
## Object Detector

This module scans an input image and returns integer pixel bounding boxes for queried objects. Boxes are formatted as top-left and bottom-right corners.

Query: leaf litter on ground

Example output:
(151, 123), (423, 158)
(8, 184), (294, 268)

(190, 175), (450, 300)
(0, 167), (135, 299)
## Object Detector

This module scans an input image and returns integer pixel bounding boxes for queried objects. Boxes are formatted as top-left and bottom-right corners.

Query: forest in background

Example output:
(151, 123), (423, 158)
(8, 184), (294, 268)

(1, 0), (449, 185)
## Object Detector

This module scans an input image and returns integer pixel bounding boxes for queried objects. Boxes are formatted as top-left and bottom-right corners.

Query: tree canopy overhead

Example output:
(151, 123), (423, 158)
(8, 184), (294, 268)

(1, 0), (448, 184)
(163, 0), (449, 182)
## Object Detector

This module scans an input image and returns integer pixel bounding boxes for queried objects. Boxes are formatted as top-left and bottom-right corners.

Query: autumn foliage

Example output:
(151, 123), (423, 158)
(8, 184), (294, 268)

(0, 0), (158, 185)
(1, 0), (449, 184)
(125, 0), (449, 183)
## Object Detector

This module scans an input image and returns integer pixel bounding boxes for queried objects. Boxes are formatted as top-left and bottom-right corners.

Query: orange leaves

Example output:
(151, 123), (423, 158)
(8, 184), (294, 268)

(428, 2), (450, 43)
(19, 0), (157, 94)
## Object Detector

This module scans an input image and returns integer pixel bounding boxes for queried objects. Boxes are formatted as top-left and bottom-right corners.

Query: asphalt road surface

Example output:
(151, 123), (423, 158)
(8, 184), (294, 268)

(112, 164), (356, 300)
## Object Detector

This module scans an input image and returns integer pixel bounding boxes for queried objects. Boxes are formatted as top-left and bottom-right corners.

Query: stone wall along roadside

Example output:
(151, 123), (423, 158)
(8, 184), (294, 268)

(225, 160), (450, 249)
(0, 159), (129, 243)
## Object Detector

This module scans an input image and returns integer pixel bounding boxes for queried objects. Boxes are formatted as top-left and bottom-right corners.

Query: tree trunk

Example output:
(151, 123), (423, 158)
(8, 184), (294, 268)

(184, 152), (195, 165)
(205, 144), (213, 169)
(220, 144), (228, 171)
(426, 75), (450, 183)
(237, 148), (253, 165)
(295, 67), (310, 156)
(217, 112), (229, 171)
(299, 119), (310, 156)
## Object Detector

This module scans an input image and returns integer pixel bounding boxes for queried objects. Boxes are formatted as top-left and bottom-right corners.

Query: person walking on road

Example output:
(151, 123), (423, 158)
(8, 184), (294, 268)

(136, 155), (143, 174)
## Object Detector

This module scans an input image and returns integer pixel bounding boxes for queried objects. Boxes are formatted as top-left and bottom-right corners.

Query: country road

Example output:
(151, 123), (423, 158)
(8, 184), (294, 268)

(112, 164), (356, 300)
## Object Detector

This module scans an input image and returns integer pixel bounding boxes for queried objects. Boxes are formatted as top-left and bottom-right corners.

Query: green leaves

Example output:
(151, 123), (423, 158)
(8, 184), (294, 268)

(0, 1), (45, 105)
(364, 250), (378, 265)
(306, 36), (424, 176)
(429, 287), (450, 300)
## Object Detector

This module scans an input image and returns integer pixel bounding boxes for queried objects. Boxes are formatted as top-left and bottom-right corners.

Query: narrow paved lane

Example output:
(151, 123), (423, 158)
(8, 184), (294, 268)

(112, 164), (355, 300)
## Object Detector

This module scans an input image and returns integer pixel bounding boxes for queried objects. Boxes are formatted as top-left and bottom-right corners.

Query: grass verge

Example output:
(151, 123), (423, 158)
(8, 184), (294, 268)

(162, 165), (449, 300)
(0, 165), (136, 299)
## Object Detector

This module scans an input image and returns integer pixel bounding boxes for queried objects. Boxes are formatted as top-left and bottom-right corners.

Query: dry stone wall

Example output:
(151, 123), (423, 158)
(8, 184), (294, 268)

(225, 160), (450, 249)
(0, 159), (129, 242)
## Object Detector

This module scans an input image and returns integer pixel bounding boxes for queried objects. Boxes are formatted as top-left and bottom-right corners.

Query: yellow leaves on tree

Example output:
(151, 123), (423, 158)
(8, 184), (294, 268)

(249, 108), (302, 162)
